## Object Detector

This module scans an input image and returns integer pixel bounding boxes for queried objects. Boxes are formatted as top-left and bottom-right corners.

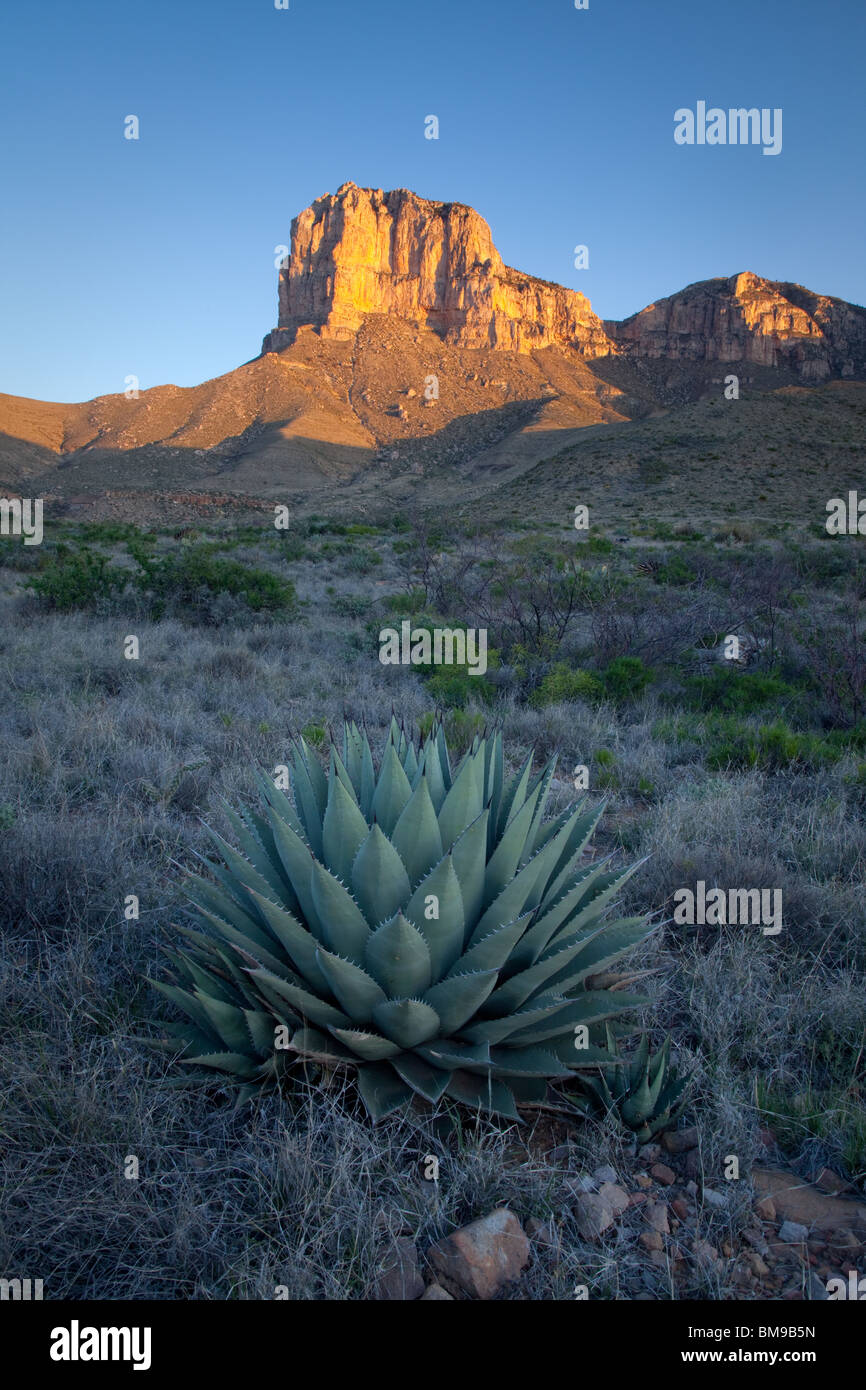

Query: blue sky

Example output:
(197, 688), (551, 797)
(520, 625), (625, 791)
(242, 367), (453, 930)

(0, 0), (863, 402)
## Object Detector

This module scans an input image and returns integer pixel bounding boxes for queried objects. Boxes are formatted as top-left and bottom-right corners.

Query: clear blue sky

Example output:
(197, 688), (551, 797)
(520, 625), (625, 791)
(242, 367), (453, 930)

(1, 0), (863, 403)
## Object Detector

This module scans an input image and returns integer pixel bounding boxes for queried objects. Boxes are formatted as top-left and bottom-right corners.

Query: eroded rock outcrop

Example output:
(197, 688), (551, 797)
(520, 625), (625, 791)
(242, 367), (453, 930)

(607, 272), (866, 381)
(262, 182), (615, 357)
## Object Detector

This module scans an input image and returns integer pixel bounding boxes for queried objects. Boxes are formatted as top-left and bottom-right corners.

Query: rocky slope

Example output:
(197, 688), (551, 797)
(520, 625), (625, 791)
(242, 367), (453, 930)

(608, 272), (866, 382)
(1, 183), (864, 520)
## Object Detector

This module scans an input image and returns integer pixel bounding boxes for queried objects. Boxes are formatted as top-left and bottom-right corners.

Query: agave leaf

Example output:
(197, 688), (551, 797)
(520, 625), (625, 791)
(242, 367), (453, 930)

(316, 948), (387, 1024)
(496, 750), (534, 839)
(488, 1045), (570, 1078)
(629, 1033), (652, 1091)
(365, 912), (432, 998)
(264, 808), (324, 936)
(413, 1038), (492, 1072)
(543, 918), (652, 995)
(330, 746), (360, 805)
(245, 808), (301, 912)
(290, 1025), (355, 1065)
(356, 1062), (415, 1120)
(168, 949), (237, 1005)
(392, 1052), (451, 1102)
(520, 756), (557, 868)
(328, 1027), (403, 1060)
(483, 784), (541, 909)
(511, 990), (651, 1044)
(445, 914), (532, 978)
(461, 992), (570, 1045)
(449, 810), (489, 931)
(217, 802), (287, 900)
(244, 1009), (277, 1057)
(541, 803), (608, 902)
(373, 997), (440, 1048)
(343, 721), (364, 799)
(389, 776), (443, 888)
(445, 1071), (520, 1121)
(484, 931), (607, 1016)
(201, 827), (285, 917)
(322, 773), (369, 885)
(253, 768), (306, 842)
(404, 855), (465, 981)
(183, 872), (277, 951)
(149, 979), (221, 1043)
(244, 887), (330, 994)
(310, 860), (371, 964)
(371, 741), (413, 836)
(246, 968), (351, 1030)
(419, 737), (447, 812)
(195, 993), (253, 1054)
(352, 824), (412, 927)
(181, 1051), (260, 1077)
(506, 863), (604, 970)
(435, 721), (452, 791)
(189, 901), (296, 980)
(422, 969), (498, 1034)
(437, 749), (484, 854)
(291, 743), (325, 857)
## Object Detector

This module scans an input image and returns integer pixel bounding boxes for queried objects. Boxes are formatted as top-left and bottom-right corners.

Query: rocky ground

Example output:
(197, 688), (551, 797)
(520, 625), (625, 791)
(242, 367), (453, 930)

(369, 1123), (866, 1301)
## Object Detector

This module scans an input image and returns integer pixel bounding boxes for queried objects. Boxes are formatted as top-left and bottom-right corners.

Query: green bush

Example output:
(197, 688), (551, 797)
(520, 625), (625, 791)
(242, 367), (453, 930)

(130, 544), (295, 617)
(424, 665), (494, 708)
(683, 667), (802, 716)
(27, 546), (128, 612)
(602, 656), (651, 701)
(530, 664), (605, 707)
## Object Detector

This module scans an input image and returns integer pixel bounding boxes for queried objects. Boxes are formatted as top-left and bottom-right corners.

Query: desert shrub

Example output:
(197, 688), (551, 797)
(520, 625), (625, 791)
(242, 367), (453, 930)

(530, 664), (605, 708)
(27, 546), (128, 612)
(424, 665), (494, 708)
(703, 716), (834, 772)
(683, 667), (803, 716)
(129, 543), (296, 619)
(602, 656), (652, 701)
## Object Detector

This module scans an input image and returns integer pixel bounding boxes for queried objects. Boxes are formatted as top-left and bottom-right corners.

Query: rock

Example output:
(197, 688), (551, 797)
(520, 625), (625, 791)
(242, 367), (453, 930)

(525, 1217), (556, 1248)
(607, 272), (866, 382)
(645, 1202), (670, 1235)
(566, 1175), (598, 1196)
(650, 1163), (676, 1187)
(702, 1188), (727, 1209)
(640, 1231), (664, 1253)
(405, 387), (417, 397)
(746, 1252), (770, 1277)
(779, 1221), (810, 1244)
(683, 1150), (703, 1181)
(753, 1168), (866, 1234)
(638, 1144), (661, 1163)
(635, 1173), (653, 1190)
(662, 1127), (699, 1154)
(574, 1193), (617, 1240)
(427, 1209), (530, 1300)
(263, 183), (615, 357)
(373, 1237), (424, 1300)
(671, 1198), (689, 1221)
(692, 1239), (720, 1266)
(686, 1181), (699, 1198)
(593, 1164), (620, 1184)
(420, 1283), (454, 1301)
(597, 1182), (630, 1216)
(755, 1197), (776, 1221)
(815, 1167), (853, 1196)
(824, 1227), (861, 1251)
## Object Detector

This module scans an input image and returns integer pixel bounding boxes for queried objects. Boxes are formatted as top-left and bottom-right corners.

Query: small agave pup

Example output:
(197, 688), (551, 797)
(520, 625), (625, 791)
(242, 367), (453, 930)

(568, 1028), (691, 1143)
(152, 720), (655, 1121)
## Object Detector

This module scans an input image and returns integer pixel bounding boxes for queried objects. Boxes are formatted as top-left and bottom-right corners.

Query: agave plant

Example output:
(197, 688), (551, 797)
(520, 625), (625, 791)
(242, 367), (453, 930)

(151, 719), (655, 1121)
(567, 1027), (691, 1142)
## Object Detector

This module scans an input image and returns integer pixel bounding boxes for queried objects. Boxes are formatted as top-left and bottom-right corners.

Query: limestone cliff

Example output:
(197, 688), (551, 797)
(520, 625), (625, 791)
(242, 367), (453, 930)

(262, 182), (615, 357)
(607, 272), (866, 381)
